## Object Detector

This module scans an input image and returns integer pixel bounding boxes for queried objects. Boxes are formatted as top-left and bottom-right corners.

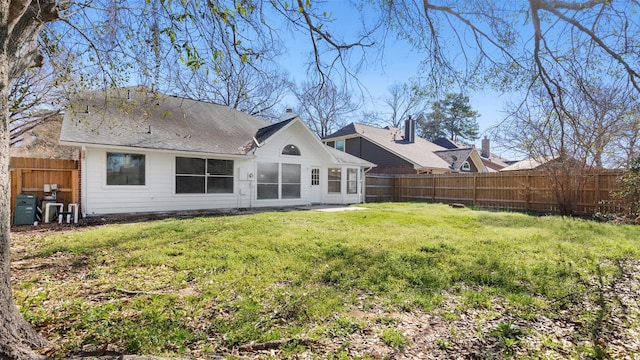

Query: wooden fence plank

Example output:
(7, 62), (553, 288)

(10, 157), (80, 223)
(365, 170), (623, 216)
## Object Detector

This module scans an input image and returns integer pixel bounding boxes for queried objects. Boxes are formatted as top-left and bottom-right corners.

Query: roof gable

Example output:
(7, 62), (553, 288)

(255, 117), (374, 167)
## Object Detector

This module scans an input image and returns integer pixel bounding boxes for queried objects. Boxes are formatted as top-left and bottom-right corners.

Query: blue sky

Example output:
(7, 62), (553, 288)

(274, 1), (513, 153)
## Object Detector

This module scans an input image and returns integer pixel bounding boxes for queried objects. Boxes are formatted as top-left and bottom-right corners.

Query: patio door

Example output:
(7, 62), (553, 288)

(309, 167), (322, 204)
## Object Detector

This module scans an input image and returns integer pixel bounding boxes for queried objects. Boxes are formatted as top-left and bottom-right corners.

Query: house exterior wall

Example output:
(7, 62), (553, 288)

(345, 137), (414, 173)
(80, 121), (365, 216)
(82, 147), (255, 216)
(253, 121), (364, 206)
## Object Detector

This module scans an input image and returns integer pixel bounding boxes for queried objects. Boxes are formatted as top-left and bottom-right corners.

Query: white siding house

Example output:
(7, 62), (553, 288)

(60, 87), (374, 217)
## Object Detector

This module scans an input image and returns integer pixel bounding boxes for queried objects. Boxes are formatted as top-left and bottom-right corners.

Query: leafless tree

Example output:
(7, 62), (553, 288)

(381, 82), (428, 128)
(376, 1), (640, 128)
(172, 59), (292, 121)
(495, 83), (639, 169)
(293, 81), (359, 138)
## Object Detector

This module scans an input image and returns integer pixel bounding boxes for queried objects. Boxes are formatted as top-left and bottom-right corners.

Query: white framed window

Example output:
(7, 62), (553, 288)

(347, 168), (358, 194)
(175, 157), (233, 194)
(257, 162), (301, 200)
(311, 168), (320, 186)
(257, 162), (279, 199)
(107, 152), (146, 186)
(282, 144), (301, 156)
(335, 139), (345, 152)
(328, 168), (341, 193)
(461, 161), (471, 171)
(282, 164), (301, 199)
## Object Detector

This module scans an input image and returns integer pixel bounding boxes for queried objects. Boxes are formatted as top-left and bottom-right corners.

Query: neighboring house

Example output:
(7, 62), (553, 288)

(434, 136), (510, 172)
(500, 156), (562, 171)
(322, 120), (486, 174)
(59, 87), (374, 217)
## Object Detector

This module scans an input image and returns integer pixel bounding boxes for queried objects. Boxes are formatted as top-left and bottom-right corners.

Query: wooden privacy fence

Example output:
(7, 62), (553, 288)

(10, 157), (80, 220)
(365, 170), (622, 215)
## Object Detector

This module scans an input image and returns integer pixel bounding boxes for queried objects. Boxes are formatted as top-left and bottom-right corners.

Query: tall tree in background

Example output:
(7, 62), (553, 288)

(417, 93), (479, 142)
(293, 81), (358, 138)
(382, 82), (428, 128)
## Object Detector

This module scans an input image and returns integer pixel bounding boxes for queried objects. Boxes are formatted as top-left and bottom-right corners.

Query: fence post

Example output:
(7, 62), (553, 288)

(432, 175), (436, 203)
(525, 173), (531, 212)
(595, 172), (600, 205)
(472, 174), (477, 206)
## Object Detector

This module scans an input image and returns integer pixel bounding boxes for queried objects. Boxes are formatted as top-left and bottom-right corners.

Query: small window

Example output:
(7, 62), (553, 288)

(328, 168), (341, 193)
(335, 139), (345, 152)
(282, 144), (301, 156)
(311, 168), (320, 186)
(107, 153), (145, 185)
(461, 161), (471, 171)
(347, 168), (358, 194)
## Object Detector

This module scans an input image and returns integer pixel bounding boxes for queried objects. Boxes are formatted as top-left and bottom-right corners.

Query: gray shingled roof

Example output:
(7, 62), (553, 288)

(325, 123), (451, 170)
(60, 87), (270, 155)
(434, 148), (475, 171)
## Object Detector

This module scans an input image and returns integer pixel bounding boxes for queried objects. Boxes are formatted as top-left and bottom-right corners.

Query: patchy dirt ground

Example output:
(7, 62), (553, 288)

(9, 219), (640, 359)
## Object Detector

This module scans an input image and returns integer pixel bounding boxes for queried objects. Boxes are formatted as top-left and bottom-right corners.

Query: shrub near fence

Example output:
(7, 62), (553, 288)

(365, 170), (622, 216)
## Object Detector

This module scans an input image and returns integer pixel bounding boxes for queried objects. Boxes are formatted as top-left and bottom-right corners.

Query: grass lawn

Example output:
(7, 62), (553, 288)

(10, 203), (640, 359)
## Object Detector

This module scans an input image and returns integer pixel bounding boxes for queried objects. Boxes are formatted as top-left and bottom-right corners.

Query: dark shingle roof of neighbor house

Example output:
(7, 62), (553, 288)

(434, 148), (476, 171)
(60, 87), (270, 155)
(432, 137), (472, 150)
(324, 123), (452, 170)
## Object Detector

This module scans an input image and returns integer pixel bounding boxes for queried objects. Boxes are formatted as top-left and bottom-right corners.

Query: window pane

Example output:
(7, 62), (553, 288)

(257, 184), (278, 199)
(282, 164), (300, 199)
(257, 162), (279, 183)
(311, 168), (320, 186)
(282, 164), (301, 183)
(328, 181), (341, 193)
(176, 176), (205, 193)
(176, 157), (205, 175)
(335, 140), (345, 152)
(328, 168), (341, 181)
(107, 153), (145, 185)
(207, 177), (233, 193)
(282, 184), (301, 199)
(347, 168), (358, 194)
(282, 144), (301, 156)
(328, 168), (341, 193)
(208, 159), (233, 175)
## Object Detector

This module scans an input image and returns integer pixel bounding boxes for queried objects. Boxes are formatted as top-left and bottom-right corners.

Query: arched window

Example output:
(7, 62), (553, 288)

(461, 161), (471, 171)
(282, 144), (301, 156)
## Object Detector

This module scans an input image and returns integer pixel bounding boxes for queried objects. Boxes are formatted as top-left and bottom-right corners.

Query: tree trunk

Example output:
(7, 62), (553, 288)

(0, 1), (59, 358)
(0, 57), (47, 360)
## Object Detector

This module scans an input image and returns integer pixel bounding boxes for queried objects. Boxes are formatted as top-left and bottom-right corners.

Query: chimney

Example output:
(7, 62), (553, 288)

(481, 136), (490, 158)
(404, 116), (415, 143)
(279, 108), (297, 121)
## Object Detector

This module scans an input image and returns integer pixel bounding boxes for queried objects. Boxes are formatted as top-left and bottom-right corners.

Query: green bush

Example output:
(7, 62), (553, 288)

(613, 156), (640, 217)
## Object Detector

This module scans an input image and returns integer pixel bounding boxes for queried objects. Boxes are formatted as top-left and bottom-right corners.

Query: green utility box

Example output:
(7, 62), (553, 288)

(14, 194), (37, 225)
